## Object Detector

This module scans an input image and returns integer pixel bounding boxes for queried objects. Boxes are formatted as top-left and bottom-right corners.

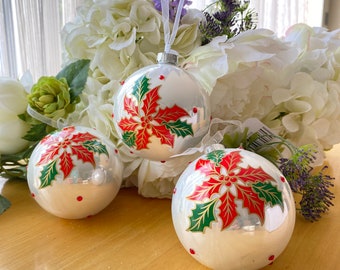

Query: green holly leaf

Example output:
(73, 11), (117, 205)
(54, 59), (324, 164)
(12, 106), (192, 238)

(206, 150), (225, 164)
(122, 131), (136, 147)
(252, 181), (284, 208)
(82, 140), (109, 157)
(39, 159), (58, 188)
(56, 59), (90, 103)
(164, 119), (193, 138)
(0, 194), (11, 215)
(188, 199), (218, 232)
(132, 75), (150, 102)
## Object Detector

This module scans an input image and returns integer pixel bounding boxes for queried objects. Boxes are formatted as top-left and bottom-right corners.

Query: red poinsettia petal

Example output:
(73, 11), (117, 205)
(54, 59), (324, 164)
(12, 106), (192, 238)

(59, 126), (75, 138)
(237, 166), (274, 184)
(59, 151), (74, 179)
(236, 185), (265, 224)
(154, 104), (190, 124)
(118, 117), (140, 132)
(37, 145), (60, 165)
(219, 191), (238, 230)
(220, 150), (242, 173)
(151, 125), (175, 147)
(141, 86), (160, 117)
(195, 159), (220, 177)
(71, 144), (95, 166)
(187, 177), (222, 201)
(70, 132), (98, 144)
(135, 127), (151, 150)
(124, 96), (139, 117)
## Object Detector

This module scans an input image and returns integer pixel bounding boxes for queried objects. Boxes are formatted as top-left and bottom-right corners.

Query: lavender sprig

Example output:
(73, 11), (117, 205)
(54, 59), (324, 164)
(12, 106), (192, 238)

(278, 145), (335, 222)
(200, 0), (257, 45)
(223, 131), (335, 222)
(153, 0), (193, 21)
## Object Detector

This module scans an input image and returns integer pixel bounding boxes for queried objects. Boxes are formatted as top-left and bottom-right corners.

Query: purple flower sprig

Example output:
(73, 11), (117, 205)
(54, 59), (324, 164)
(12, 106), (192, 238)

(153, 0), (193, 21)
(278, 145), (335, 222)
(223, 130), (335, 222)
(200, 0), (257, 45)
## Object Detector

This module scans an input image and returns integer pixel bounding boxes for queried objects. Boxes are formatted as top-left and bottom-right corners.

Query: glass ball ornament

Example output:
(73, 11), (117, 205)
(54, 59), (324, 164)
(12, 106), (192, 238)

(113, 52), (211, 161)
(171, 146), (296, 270)
(27, 126), (123, 219)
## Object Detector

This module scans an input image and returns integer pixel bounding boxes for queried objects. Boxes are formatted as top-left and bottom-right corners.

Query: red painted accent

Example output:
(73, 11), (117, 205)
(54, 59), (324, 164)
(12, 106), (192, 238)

(31, 193), (35, 198)
(189, 248), (195, 255)
(173, 187), (176, 194)
(192, 107), (198, 114)
(159, 75), (165, 80)
(280, 176), (286, 182)
(120, 80), (125, 85)
(112, 113), (114, 119)
(268, 255), (275, 261)
(76, 196), (83, 202)
(160, 160), (166, 163)
(115, 149), (119, 154)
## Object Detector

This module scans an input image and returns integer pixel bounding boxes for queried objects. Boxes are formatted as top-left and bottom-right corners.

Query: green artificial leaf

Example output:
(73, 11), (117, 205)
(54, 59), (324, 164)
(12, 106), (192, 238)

(56, 59), (90, 103)
(188, 199), (217, 232)
(252, 181), (284, 208)
(122, 131), (136, 147)
(22, 123), (48, 142)
(131, 76), (150, 102)
(222, 128), (249, 149)
(0, 194), (11, 215)
(206, 150), (225, 164)
(39, 160), (58, 188)
(164, 120), (193, 138)
(82, 140), (109, 157)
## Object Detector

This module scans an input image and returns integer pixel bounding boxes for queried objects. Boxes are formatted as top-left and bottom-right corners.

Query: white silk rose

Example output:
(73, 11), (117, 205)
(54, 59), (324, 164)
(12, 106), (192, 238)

(0, 77), (30, 154)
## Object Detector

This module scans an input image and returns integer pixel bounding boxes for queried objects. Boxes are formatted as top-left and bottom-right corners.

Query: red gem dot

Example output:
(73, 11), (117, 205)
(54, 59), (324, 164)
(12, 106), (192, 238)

(160, 160), (166, 163)
(130, 151), (134, 154)
(268, 255), (275, 261)
(31, 193), (35, 198)
(87, 215), (93, 218)
(76, 196), (83, 202)
(159, 75), (165, 80)
(189, 248), (195, 255)
(173, 187), (177, 194)
(280, 176), (286, 182)
(192, 107), (198, 114)
(120, 80), (125, 85)
(210, 115), (213, 121)
(112, 113), (114, 119)
(115, 149), (118, 154)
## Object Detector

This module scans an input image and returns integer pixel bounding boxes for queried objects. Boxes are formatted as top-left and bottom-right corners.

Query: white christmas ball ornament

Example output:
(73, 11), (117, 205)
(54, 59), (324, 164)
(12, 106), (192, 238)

(27, 126), (123, 219)
(113, 53), (211, 161)
(172, 146), (296, 270)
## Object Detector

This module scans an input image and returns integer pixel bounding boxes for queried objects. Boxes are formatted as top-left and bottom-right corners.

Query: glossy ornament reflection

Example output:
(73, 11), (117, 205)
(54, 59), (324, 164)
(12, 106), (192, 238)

(171, 146), (296, 270)
(27, 126), (123, 219)
(113, 52), (211, 161)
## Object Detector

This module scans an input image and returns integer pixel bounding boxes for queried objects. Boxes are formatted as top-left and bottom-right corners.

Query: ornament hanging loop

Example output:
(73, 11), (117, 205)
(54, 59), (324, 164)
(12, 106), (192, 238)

(160, 0), (186, 55)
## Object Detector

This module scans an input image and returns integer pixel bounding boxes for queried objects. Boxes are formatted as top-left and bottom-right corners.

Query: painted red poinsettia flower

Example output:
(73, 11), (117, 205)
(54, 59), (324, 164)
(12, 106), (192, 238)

(187, 149), (284, 232)
(117, 75), (193, 150)
(36, 126), (109, 188)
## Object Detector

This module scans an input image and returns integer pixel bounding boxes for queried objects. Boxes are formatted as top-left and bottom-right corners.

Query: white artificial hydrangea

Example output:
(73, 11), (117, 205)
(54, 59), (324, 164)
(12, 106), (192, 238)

(62, 0), (340, 198)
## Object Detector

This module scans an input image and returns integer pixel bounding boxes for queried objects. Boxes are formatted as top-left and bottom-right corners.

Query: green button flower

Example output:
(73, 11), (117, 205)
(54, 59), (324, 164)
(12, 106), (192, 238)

(28, 76), (75, 120)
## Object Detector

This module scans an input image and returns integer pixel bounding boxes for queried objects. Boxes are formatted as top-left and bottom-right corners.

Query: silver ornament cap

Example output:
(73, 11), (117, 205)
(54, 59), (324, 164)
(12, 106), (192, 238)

(157, 52), (178, 65)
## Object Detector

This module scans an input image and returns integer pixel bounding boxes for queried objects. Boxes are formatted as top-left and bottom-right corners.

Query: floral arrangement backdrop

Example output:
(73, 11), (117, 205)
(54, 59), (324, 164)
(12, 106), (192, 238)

(0, 0), (337, 220)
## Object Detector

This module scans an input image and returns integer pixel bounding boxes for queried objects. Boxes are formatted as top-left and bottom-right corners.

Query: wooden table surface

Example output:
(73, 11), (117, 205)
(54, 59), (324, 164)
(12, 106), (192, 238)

(1, 145), (340, 270)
